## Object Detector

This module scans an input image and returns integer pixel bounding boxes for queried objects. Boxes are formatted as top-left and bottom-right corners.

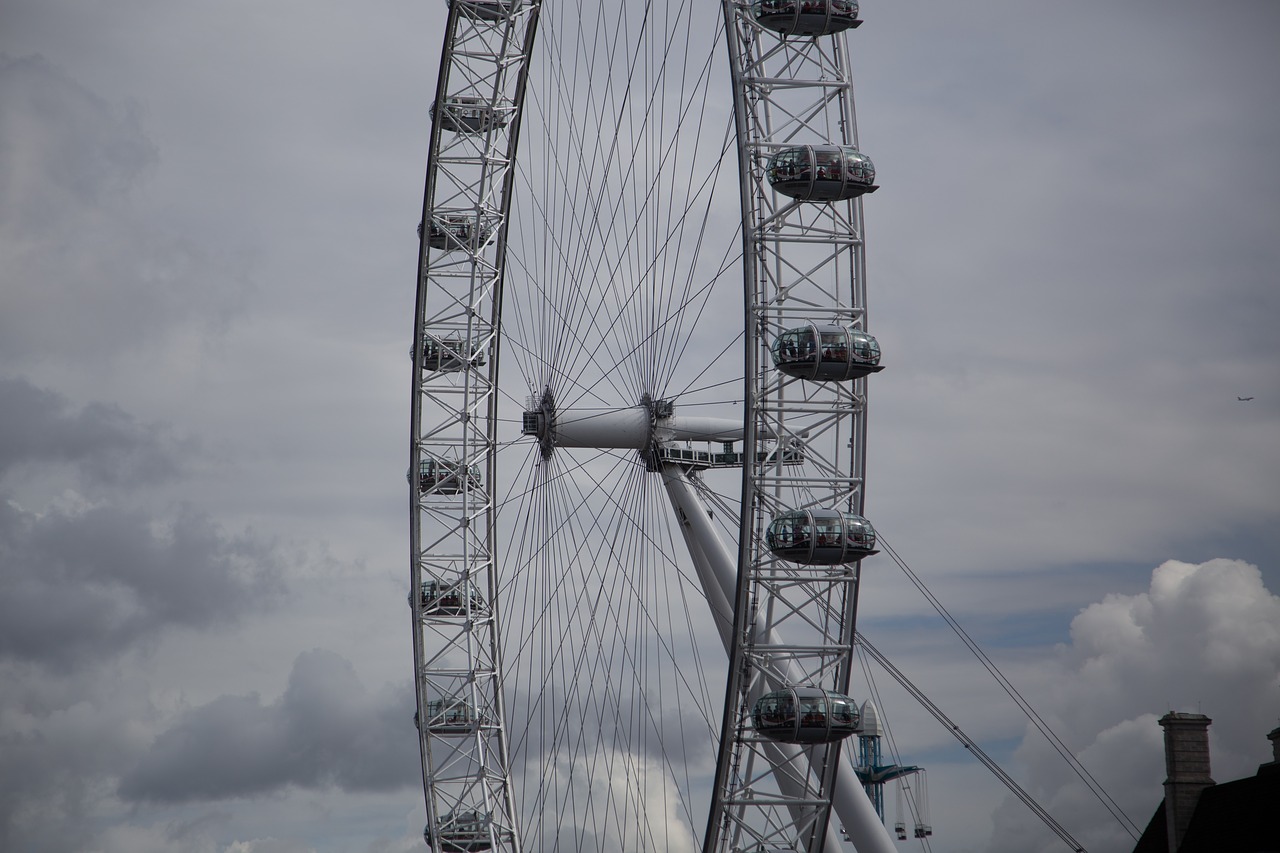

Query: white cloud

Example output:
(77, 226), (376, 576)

(522, 746), (700, 853)
(987, 558), (1280, 852)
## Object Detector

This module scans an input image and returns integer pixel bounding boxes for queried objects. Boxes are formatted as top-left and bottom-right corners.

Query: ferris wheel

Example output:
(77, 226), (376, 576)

(410, 2), (893, 851)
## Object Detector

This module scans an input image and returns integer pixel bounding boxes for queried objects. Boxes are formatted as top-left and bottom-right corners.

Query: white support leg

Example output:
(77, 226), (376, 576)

(661, 465), (898, 853)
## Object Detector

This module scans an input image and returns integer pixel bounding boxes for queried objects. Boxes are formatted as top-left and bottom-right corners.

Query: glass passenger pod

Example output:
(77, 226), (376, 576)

(752, 0), (861, 36)
(450, 0), (512, 22)
(419, 213), (493, 252)
(752, 686), (861, 744)
(771, 324), (883, 381)
(430, 96), (511, 134)
(423, 696), (487, 733)
(424, 811), (494, 853)
(766, 509), (878, 564)
(415, 579), (488, 617)
(419, 334), (487, 373)
(766, 145), (877, 201)
(415, 455), (482, 495)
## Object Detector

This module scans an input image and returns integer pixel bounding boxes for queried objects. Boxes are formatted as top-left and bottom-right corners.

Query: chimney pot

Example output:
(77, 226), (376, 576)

(1159, 712), (1214, 853)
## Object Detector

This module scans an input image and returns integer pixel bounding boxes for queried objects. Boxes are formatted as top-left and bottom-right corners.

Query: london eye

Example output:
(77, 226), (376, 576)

(410, 2), (893, 850)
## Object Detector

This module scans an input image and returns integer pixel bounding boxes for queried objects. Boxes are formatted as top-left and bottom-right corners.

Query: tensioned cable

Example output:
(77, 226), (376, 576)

(876, 535), (1141, 841)
(854, 644), (932, 852)
(857, 633), (1087, 853)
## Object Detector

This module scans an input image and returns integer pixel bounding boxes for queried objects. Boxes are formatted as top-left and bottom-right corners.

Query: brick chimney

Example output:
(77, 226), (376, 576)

(1159, 712), (1214, 853)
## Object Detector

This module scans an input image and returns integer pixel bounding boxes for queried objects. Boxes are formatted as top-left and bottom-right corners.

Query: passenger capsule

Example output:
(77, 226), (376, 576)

(431, 96), (511, 134)
(420, 214), (493, 252)
(766, 145), (877, 201)
(424, 811), (494, 853)
(771, 324), (883, 381)
(766, 509), (878, 564)
(451, 0), (512, 22)
(752, 0), (861, 36)
(423, 696), (487, 733)
(414, 579), (488, 616)
(415, 455), (482, 495)
(418, 334), (487, 373)
(753, 686), (861, 744)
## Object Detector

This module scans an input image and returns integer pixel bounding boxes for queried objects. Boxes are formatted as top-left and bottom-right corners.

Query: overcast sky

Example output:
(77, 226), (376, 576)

(2, 1), (1279, 852)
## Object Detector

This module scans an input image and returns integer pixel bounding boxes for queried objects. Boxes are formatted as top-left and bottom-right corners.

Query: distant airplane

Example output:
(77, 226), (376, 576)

(1238, 396), (1254, 401)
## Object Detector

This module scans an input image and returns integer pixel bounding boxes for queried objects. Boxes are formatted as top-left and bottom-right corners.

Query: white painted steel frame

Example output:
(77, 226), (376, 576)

(415, 3), (891, 852)
(705, 3), (895, 852)
(412, 3), (543, 853)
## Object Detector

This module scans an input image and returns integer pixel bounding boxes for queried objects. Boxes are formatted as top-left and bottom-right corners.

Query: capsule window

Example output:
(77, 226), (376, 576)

(819, 330), (848, 363)
(766, 511), (811, 552)
(420, 335), (487, 373)
(767, 145), (877, 201)
(814, 148), (841, 180)
(766, 509), (878, 565)
(850, 331), (880, 363)
(797, 693), (826, 725)
(425, 697), (485, 732)
(454, 0), (512, 22)
(753, 0), (860, 36)
(417, 579), (487, 616)
(425, 810), (494, 852)
(416, 456), (482, 494)
(772, 328), (817, 364)
(843, 148), (875, 183)
(773, 324), (882, 381)
(753, 687), (861, 743)
(814, 516), (841, 548)
(845, 517), (874, 548)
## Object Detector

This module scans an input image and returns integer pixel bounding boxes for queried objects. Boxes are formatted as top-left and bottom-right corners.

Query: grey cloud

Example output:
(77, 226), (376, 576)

(225, 841), (318, 853)
(0, 499), (282, 667)
(0, 375), (180, 486)
(0, 53), (157, 232)
(119, 649), (417, 802)
(0, 53), (251, 364)
(0, 666), (163, 851)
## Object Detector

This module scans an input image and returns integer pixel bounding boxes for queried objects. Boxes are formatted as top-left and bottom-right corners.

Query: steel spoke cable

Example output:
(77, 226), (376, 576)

(514, 6), (732, 414)
(649, 16), (727, 393)
(519, 4), (665, 402)
(558, 0), (721, 394)
(538, 1), (659, 394)
(554, 236), (741, 413)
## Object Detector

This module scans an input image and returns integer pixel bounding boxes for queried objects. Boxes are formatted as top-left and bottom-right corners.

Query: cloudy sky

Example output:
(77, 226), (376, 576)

(2, 1), (1278, 852)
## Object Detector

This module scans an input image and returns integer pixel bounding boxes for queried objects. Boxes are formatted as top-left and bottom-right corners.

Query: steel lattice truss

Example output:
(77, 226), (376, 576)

(707, 4), (878, 851)
(412, 3), (543, 852)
